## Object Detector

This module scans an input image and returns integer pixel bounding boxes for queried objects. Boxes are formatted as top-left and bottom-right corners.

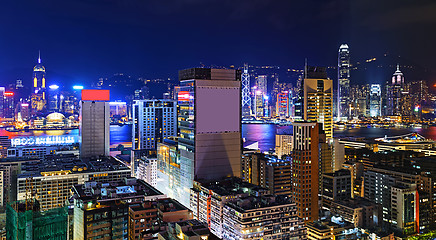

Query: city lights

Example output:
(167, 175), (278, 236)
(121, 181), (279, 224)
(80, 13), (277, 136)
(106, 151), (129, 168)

(49, 84), (59, 90)
(73, 85), (84, 90)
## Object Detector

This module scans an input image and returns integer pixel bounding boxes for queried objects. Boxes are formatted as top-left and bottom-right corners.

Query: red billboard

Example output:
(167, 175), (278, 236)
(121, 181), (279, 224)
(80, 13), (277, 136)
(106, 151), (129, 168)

(178, 91), (191, 102)
(81, 90), (110, 101)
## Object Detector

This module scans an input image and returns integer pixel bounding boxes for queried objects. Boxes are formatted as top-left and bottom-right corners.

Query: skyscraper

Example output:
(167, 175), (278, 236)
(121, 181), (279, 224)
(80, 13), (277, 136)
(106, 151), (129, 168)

(256, 75), (267, 95)
(31, 52), (47, 113)
(132, 99), (177, 151)
(386, 65), (404, 116)
(174, 68), (241, 206)
(241, 64), (251, 117)
(80, 89), (110, 158)
(370, 84), (382, 117)
(300, 66), (333, 139)
(291, 121), (319, 222)
(0, 87), (4, 118)
(276, 91), (290, 119)
(338, 44), (350, 120)
(2, 91), (15, 119)
(255, 90), (264, 118)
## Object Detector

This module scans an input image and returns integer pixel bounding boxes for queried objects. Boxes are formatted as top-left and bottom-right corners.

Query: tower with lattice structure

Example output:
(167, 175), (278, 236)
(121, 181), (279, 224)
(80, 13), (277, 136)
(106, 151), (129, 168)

(241, 63), (251, 117)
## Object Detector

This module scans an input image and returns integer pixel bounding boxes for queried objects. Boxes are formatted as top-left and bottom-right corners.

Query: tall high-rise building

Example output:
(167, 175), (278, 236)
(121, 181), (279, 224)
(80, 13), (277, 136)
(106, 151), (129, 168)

(409, 80), (429, 119)
(80, 89), (110, 158)
(0, 87), (4, 118)
(338, 44), (350, 120)
(370, 84), (382, 117)
(386, 65), (405, 116)
(31, 52), (47, 113)
(240, 153), (292, 196)
(241, 64), (251, 117)
(255, 90), (264, 118)
(349, 84), (370, 118)
(132, 99), (177, 151)
(256, 75), (267, 95)
(300, 66), (333, 139)
(47, 84), (61, 112)
(276, 91), (290, 119)
(291, 121), (319, 222)
(3, 91), (15, 119)
(173, 68), (241, 207)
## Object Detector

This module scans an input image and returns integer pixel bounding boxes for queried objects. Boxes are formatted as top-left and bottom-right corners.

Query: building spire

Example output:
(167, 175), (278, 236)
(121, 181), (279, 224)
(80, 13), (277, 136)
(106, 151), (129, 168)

(396, 63), (400, 72)
(38, 51), (41, 64)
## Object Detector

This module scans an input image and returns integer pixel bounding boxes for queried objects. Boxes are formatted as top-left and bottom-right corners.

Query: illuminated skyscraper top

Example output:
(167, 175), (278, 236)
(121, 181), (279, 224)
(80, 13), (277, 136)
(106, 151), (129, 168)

(30, 52), (48, 113)
(392, 64), (404, 86)
(33, 51), (46, 95)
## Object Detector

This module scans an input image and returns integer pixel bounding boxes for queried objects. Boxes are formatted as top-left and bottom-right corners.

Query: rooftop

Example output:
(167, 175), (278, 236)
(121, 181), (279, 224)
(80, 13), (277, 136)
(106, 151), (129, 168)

(227, 194), (294, 212)
(332, 197), (379, 209)
(18, 154), (129, 178)
(160, 219), (220, 240)
(324, 169), (351, 177)
(130, 198), (187, 213)
(194, 177), (269, 197)
(72, 178), (164, 202)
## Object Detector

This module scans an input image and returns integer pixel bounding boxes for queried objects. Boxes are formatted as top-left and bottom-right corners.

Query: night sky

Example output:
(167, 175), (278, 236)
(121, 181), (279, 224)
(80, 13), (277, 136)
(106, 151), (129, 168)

(1, 0), (435, 86)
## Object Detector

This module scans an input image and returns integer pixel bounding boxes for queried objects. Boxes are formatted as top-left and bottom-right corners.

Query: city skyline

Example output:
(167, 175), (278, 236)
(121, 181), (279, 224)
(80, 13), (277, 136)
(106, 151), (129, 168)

(2, 1), (436, 239)
(0, 1), (435, 85)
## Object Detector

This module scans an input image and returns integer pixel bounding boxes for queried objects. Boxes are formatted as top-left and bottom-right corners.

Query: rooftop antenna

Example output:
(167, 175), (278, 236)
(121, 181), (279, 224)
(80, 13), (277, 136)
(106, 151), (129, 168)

(304, 58), (308, 78)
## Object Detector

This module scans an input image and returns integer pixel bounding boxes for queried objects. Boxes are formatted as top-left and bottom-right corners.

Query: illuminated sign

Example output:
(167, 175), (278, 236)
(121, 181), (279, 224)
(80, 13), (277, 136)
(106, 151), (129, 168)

(81, 89), (110, 101)
(11, 136), (79, 147)
(109, 102), (127, 105)
(73, 85), (84, 90)
(178, 91), (191, 102)
(4, 92), (14, 96)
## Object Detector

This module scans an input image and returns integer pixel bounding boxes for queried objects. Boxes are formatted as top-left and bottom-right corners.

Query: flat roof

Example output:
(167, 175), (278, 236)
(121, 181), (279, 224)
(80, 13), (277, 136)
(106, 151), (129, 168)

(17, 155), (129, 178)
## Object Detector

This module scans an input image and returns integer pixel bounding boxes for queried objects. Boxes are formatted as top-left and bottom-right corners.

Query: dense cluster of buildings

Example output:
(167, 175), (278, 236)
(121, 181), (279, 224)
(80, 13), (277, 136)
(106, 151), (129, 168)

(1, 53), (436, 240)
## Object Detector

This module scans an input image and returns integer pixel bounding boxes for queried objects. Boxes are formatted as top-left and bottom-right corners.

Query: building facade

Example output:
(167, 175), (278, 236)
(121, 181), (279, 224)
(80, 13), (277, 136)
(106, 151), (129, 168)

(291, 122), (319, 222)
(132, 99), (177, 151)
(175, 68), (242, 206)
(275, 134), (293, 159)
(72, 178), (165, 240)
(370, 84), (382, 117)
(386, 65), (405, 116)
(80, 89), (110, 158)
(300, 67), (333, 139)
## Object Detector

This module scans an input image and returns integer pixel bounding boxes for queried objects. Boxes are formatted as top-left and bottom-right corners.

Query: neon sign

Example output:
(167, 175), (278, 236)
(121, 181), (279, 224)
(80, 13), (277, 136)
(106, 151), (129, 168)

(4, 92), (14, 96)
(11, 136), (79, 147)
(178, 91), (191, 102)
